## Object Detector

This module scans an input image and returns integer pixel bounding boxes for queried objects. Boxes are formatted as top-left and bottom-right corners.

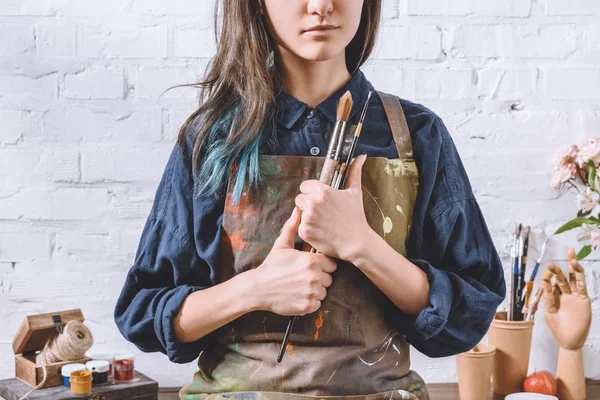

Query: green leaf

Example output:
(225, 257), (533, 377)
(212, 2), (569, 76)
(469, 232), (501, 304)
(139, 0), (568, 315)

(578, 209), (592, 217)
(588, 160), (597, 190)
(577, 245), (592, 260)
(554, 217), (599, 235)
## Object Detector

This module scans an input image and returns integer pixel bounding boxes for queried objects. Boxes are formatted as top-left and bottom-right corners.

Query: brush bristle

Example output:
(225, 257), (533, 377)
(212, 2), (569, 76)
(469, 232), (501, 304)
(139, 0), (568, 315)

(337, 91), (353, 121)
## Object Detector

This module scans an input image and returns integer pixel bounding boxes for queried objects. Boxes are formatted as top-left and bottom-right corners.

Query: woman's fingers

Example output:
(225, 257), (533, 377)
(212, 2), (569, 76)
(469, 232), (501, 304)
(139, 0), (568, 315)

(317, 255), (338, 274)
(542, 267), (558, 313)
(320, 271), (333, 288)
(315, 286), (327, 301)
(547, 263), (571, 295)
(569, 259), (589, 299)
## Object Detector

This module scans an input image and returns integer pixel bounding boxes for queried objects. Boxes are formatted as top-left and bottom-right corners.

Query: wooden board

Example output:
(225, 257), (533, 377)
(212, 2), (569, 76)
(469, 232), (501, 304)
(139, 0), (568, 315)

(0, 371), (158, 400)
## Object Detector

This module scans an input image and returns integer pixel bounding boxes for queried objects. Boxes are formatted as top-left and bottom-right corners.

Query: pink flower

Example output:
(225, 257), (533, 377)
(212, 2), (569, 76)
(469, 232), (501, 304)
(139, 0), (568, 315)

(577, 224), (600, 248)
(554, 144), (579, 166)
(577, 187), (600, 213)
(552, 165), (577, 189)
(576, 137), (600, 166)
(552, 144), (579, 189)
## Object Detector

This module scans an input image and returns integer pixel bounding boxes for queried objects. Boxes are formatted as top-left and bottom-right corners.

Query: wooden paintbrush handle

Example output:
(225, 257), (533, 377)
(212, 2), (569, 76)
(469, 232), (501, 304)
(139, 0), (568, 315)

(320, 158), (338, 185)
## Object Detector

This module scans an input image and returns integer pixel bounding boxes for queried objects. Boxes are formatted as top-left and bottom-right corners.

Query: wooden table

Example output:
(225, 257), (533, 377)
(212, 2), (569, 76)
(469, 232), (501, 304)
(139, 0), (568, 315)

(156, 381), (600, 400)
(426, 381), (600, 399)
(0, 371), (158, 400)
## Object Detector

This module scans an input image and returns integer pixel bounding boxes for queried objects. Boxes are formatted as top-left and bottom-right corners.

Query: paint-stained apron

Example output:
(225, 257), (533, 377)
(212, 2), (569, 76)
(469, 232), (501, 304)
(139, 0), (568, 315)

(180, 91), (427, 400)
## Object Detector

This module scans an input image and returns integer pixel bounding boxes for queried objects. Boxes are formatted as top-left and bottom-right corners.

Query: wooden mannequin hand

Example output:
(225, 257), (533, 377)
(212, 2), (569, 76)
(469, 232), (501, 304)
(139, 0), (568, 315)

(542, 248), (592, 350)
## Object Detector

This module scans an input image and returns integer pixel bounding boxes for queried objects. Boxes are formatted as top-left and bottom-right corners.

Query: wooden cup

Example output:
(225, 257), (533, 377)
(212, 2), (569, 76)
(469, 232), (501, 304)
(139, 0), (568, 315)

(456, 343), (496, 400)
(488, 311), (534, 396)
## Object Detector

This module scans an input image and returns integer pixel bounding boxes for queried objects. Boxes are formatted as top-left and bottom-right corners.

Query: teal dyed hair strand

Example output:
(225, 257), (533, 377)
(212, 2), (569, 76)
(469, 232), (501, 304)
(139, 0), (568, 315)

(193, 107), (267, 205)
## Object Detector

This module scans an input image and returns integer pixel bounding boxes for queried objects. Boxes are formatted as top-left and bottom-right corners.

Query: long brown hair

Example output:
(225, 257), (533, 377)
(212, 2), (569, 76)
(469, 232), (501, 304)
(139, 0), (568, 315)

(177, 0), (381, 203)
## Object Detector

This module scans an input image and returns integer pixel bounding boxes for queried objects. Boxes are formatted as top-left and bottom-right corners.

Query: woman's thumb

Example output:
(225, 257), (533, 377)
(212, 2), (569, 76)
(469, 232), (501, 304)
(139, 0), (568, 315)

(273, 206), (301, 249)
(346, 154), (366, 190)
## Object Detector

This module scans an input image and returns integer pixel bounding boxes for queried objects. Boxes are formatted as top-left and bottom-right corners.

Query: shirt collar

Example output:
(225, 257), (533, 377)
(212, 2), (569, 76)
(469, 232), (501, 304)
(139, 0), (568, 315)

(274, 69), (374, 129)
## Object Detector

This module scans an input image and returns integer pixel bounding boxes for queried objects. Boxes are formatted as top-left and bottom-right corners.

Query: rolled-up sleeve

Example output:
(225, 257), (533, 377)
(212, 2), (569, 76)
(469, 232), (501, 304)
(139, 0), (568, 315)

(114, 130), (220, 364)
(386, 108), (506, 358)
(114, 217), (212, 363)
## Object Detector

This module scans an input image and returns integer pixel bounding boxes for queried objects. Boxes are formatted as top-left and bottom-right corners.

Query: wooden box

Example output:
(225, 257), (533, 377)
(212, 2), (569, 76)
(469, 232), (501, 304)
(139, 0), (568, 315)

(12, 309), (91, 389)
(0, 371), (158, 400)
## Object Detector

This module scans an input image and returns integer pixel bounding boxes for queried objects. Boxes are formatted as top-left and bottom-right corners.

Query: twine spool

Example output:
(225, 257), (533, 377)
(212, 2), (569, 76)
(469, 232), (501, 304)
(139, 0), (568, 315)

(36, 320), (93, 365)
(19, 320), (93, 400)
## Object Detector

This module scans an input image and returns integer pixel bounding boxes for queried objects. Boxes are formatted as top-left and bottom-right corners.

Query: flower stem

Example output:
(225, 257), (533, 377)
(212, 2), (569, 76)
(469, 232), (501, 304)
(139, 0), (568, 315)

(567, 180), (581, 194)
(577, 169), (587, 185)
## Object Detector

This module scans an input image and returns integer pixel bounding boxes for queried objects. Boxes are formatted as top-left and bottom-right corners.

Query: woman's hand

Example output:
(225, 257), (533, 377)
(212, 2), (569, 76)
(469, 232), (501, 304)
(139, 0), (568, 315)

(249, 206), (338, 316)
(294, 154), (372, 261)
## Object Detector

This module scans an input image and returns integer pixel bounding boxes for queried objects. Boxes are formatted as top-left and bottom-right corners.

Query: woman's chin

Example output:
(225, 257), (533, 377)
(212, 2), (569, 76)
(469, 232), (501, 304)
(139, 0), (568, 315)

(296, 45), (346, 63)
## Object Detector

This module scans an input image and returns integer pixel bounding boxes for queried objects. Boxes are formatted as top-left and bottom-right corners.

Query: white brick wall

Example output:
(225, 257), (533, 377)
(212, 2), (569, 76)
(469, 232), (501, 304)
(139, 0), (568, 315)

(1, 0), (599, 388)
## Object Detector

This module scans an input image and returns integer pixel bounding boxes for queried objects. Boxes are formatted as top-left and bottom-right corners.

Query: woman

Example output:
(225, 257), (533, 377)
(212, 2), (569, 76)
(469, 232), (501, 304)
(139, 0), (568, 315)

(114, 1), (506, 399)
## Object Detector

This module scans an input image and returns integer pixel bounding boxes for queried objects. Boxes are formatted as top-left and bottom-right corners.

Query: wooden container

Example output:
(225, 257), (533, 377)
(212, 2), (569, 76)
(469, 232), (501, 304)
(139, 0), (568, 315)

(488, 311), (534, 396)
(12, 309), (91, 389)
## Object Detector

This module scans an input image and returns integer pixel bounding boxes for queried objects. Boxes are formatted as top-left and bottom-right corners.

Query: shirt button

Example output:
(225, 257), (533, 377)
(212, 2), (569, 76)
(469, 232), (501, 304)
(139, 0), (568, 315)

(310, 147), (320, 156)
(308, 109), (316, 119)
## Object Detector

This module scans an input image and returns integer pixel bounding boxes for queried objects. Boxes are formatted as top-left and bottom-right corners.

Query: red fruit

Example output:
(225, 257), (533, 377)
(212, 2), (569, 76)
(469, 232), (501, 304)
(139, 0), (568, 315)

(524, 370), (557, 395)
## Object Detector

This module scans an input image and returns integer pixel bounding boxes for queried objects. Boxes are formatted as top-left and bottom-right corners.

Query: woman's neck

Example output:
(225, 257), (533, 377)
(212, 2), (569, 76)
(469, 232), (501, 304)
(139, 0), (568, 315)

(276, 48), (352, 108)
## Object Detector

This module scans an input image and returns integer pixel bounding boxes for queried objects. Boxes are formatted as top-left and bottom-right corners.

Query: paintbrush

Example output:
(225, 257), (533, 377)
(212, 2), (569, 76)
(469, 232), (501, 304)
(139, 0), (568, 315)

(526, 287), (543, 321)
(529, 236), (549, 282)
(519, 235), (549, 318)
(302, 91), (353, 256)
(521, 281), (534, 318)
(278, 91), (353, 363)
(509, 223), (521, 321)
(333, 91), (372, 190)
(519, 226), (530, 289)
(520, 233), (548, 318)
(516, 226), (529, 320)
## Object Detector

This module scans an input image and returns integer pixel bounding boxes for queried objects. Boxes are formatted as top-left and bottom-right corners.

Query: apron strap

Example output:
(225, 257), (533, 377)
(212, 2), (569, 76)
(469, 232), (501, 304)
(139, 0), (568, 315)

(376, 91), (413, 159)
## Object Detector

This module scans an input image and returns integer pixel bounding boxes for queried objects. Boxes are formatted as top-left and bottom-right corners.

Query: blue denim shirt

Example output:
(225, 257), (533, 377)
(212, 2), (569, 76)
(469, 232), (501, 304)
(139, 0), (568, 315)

(114, 69), (506, 364)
